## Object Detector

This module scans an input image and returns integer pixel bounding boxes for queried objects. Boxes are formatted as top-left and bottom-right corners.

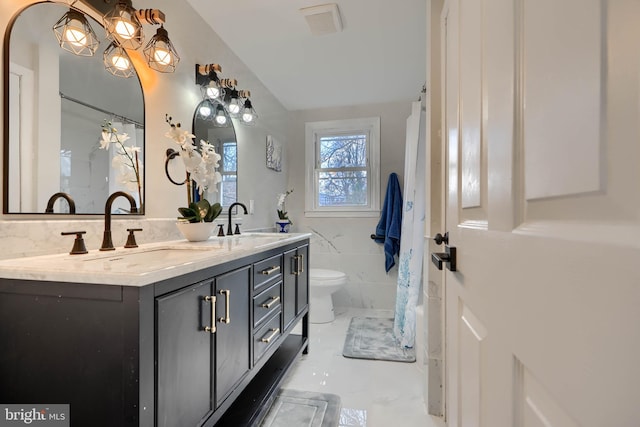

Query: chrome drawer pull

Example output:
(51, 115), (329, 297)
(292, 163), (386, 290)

(260, 327), (280, 344)
(261, 265), (280, 275)
(203, 295), (216, 333)
(261, 296), (280, 309)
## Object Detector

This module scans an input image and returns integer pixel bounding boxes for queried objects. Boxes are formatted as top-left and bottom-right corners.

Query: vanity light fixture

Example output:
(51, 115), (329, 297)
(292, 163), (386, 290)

(103, 41), (134, 78)
(52, 8), (99, 56)
(143, 25), (179, 73)
(103, 0), (144, 49)
(195, 64), (258, 124)
(196, 64), (225, 100)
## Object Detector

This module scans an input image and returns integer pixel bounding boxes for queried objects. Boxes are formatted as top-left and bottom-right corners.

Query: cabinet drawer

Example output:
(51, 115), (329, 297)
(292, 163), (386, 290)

(253, 281), (282, 328)
(253, 254), (282, 290)
(253, 312), (282, 364)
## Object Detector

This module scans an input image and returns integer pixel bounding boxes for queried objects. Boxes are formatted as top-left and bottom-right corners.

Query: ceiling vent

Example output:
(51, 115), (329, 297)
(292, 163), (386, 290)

(300, 3), (343, 36)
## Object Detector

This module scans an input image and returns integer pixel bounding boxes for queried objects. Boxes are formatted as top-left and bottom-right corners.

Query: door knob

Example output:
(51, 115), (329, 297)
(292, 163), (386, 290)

(431, 245), (456, 271)
(433, 232), (449, 245)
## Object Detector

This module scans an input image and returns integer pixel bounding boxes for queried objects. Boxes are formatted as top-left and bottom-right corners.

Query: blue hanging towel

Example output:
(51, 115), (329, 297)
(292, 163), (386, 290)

(373, 173), (403, 272)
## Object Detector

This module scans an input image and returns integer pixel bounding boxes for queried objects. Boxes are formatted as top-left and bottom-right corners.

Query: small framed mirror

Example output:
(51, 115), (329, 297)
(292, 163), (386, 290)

(192, 99), (237, 208)
(3, 2), (145, 215)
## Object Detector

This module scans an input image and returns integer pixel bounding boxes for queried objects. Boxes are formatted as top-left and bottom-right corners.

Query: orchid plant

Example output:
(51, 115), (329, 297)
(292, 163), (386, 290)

(100, 120), (143, 204)
(277, 189), (294, 224)
(165, 114), (223, 209)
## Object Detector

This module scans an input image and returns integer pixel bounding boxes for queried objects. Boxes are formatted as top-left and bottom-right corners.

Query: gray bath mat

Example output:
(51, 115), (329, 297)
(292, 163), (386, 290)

(260, 389), (341, 427)
(342, 317), (416, 362)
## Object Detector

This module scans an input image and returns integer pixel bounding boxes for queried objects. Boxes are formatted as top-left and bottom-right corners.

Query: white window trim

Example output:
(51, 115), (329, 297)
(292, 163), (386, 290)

(305, 117), (380, 218)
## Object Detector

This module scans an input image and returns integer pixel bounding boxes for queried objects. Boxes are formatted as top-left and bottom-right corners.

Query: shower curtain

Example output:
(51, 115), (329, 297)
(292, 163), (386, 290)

(393, 100), (426, 348)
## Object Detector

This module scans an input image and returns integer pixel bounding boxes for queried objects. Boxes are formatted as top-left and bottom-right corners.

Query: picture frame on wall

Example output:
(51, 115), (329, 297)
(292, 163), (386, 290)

(266, 135), (282, 172)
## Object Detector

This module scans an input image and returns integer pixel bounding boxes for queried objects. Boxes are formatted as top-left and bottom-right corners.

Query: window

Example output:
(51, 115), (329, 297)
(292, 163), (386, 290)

(220, 141), (237, 207)
(305, 117), (380, 217)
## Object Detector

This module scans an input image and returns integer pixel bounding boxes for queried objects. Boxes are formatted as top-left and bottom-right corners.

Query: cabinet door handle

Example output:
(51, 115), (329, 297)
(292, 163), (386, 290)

(261, 295), (280, 308)
(261, 265), (280, 275)
(292, 255), (299, 276)
(203, 295), (216, 333)
(298, 254), (304, 274)
(218, 289), (231, 324)
(260, 327), (280, 343)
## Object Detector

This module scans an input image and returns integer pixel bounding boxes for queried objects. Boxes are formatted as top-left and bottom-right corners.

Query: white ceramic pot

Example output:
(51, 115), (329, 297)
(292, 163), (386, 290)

(176, 221), (215, 242)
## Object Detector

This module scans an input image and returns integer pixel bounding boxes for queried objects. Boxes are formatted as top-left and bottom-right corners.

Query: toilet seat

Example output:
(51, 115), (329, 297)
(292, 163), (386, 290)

(310, 269), (346, 286)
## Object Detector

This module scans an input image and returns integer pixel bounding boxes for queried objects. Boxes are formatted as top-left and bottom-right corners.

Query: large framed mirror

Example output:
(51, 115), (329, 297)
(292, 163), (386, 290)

(192, 99), (237, 208)
(3, 2), (145, 215)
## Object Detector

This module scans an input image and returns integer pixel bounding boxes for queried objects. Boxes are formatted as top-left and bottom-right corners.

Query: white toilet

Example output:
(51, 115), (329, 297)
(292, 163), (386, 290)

(309, 268), (346, 324)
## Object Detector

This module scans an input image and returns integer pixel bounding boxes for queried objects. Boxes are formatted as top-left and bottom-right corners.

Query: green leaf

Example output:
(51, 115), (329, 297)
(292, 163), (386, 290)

(194, 200), (211, 222)
(178, 207), (199, 223)
(205, 202), (222, 222)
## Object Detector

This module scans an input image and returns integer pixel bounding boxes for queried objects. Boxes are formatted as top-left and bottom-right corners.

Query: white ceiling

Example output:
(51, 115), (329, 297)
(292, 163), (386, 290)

(186, 0), (426, 111)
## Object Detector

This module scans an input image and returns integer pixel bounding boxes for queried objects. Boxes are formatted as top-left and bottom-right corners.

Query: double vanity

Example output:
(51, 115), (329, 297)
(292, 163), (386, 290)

(0, 232), (310, 427)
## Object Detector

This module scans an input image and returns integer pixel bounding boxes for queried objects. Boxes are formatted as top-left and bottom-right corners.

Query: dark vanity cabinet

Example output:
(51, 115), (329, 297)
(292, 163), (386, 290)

(283, 244), (309, 331)
(156, 279), (216, 427)
(156, 266), (251, 427)
(0, 239), (309, 427)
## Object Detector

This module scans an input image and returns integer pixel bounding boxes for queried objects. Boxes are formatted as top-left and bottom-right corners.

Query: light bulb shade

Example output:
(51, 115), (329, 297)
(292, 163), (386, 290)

(196, 99), (216, 121)
(228, 99), (241, 115)
(202, 80), (224, 100)
(224, 88), (241, 117)
(143, 26), (179, 73)
(103, 42), (134, 78)
(240, 99), (258, 125)
(214, 104), (231, 127)
(103, 0), (144, 50)
(53, 9), (99, 56)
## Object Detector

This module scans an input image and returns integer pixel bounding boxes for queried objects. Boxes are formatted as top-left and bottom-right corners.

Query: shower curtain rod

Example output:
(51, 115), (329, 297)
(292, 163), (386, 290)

(59, 92), (144, 128)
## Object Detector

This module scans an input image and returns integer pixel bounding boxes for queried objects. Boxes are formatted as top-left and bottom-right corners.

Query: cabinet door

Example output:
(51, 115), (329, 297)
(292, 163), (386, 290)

(215, 266), (251, 408)
(156, 280), (215, 427)
(296, 245), (309, 316)
(282, 249), (297, 329)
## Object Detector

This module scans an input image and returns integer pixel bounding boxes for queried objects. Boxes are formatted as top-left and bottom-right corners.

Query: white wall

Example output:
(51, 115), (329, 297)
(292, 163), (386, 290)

(0, 0), (290, 259)
(288, 102), (411, 309)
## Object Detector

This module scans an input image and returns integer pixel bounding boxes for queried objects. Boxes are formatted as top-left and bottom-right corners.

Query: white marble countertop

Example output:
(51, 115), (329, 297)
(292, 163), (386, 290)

(0, 232), (311, 287)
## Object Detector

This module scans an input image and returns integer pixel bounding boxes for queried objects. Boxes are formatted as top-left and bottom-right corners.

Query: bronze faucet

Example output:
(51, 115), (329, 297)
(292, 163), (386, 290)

(100, 191), (138, 251)
(227, 202), (248, 235)
(45, 192), (76, 214)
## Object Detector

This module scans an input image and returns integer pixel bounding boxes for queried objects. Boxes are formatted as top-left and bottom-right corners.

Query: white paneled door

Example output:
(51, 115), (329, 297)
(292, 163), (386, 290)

(438, 0), (640, 426)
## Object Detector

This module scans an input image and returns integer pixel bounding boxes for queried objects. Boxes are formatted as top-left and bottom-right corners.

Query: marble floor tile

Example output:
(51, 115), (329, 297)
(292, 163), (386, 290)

(283, 308), (444, 427)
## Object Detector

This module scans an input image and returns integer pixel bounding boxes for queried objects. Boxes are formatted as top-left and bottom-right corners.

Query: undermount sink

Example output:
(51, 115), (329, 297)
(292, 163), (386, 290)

(229, 232), (289, 238)
(63, 233), (295, 271)
(80, 247), (209, 262)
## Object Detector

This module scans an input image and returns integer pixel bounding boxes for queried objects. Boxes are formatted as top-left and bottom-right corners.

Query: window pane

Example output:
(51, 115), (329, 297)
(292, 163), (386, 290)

(223, 142), (237, 172)
(318, 171), (368, 206)
(221, 174), (236, 206)
(319, 134), (367, 168)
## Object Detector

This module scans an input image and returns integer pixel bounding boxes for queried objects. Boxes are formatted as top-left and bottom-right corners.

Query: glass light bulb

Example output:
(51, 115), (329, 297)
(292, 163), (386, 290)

(153, 48), (172, 66)
(111, 54), (130, 71)
(215, 113), (227, 125)
(228, 101), (241, 115)
(199, 105), (212, 117)
(206, 86), (220, 99)
(115, 19), (135, 40)
(64, 27), (88, 47)
(242, 112), (254, 123)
